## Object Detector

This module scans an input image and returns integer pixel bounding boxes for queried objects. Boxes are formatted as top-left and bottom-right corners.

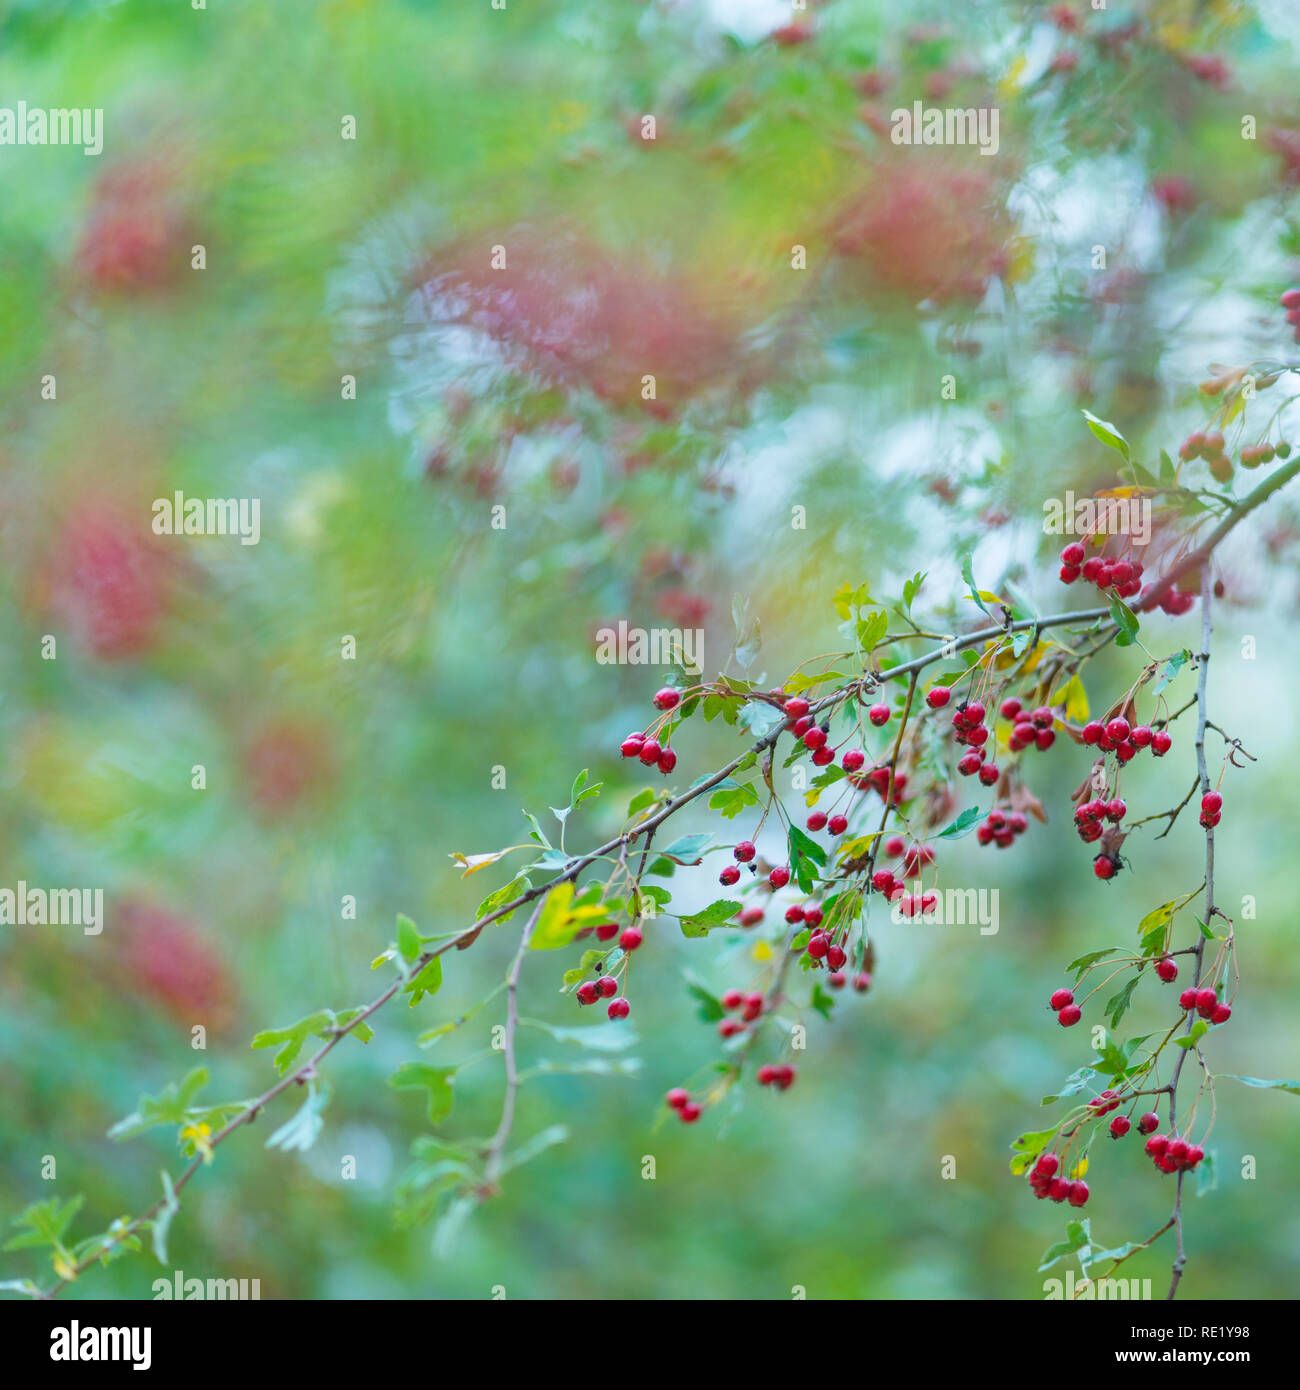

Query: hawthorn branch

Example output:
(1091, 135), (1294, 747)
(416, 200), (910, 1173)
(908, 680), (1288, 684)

(1138, 453), (1300, 612)
(1165, 566), (1215, 1301)
(482, 896), (546, 1188)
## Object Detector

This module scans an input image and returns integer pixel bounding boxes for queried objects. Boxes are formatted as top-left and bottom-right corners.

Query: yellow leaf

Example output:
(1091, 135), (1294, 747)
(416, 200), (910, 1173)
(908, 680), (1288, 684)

(752, 940), (773, 963)
(450, 845), (530, 877)
(996, 54), (1027, 100)
(1071, 1157), (1089, 1180)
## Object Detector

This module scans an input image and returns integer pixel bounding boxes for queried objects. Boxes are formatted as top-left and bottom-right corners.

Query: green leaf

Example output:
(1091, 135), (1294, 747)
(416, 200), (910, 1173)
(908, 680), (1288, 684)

(737, 700), (785, 739)
(266, 1081), (331, 1153)
(1152, 650), (1190, 696)
(626, 787), (657, 818)
(903, 571), (927, 610)
(250, 1013), (335, 1075)
(1065, 948), (1120, 981)
(1010, 1127), (1059, 1174)
(500, 1125), (570, 1176)
(1175, 1018), (1210, 1050)
(809, 981), (835, 1020)
(396, 913), (422, 962)
(1109, 595), (1139, 647)
(936, 805), (983, 839)
(682, 971), (726, 1023)
(1104, 977), (1140, 1029)
(960, 553), (991, 617)
(389, 1063), (456, 1124)
(1219, 1075), (1300, 1096)
(1038, 1218), (1091, 1272)
(788, 824), (827, 894)
(152, 1172), (179, 1266)
(1041, 1066), (1099, 1107)
(520, 1017), (638, 1052)
(107, 1067), (214, 1139)
(678, 899), (742, 938)
(403, 954), (445, 1007)
(2, 1195), (84, 1253)
(1082, 408), (1131, 459)
(709, 782), (760, 820)
(658, 832), (713, 864)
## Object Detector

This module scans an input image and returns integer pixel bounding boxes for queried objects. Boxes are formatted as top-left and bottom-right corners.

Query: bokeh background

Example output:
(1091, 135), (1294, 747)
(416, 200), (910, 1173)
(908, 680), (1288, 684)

(2, 0), (1299, 1299)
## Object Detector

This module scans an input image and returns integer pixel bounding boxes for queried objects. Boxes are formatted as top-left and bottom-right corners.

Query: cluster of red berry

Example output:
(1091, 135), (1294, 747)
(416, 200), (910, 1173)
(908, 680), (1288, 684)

(782, 697), (838, 768)
(1175, 429), (1234, 484)
(619, 730), (676, 774)
(1279, 286), (1300, 344)
(1081, 714), (1172, 760)
(975, 806), (1030, 848)
(1073, 794), (1126, 844)
(1178, 984), (1231, 1025)
(756, 1062), (798, 1089)
(805, 810), (849, 835)
(1026, 1152), (1090, 1207)
(1200, 790), (1223, 828)
(1058, 541), (1145, 601)
(717, 987), (765, 1038)
(1049, 986), (1083, 1027)
(1002, 697), (1058, 754)
(665, 1087), (702, 1123)
(1144, 1132), (1206, 1174)
(573, 923), (642, 1017)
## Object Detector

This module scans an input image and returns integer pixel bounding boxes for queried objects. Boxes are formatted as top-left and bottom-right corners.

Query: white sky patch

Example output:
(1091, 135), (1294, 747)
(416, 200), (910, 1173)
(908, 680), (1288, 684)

(700, 0), (790, 44)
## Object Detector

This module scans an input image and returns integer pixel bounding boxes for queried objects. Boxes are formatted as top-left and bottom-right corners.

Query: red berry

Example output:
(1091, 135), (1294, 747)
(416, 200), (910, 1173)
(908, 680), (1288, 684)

(1105, 798), (1126, 822)
(1058, 1003), (1082, 1027)
(620, 734), (645, 758)
(828, 814), (848, 835)
(1145, 1134), (1168, 1157)
(802, 726), (827, 750)
(1106, 717), (1131, 743)
(965, 701), (986, 724)
(1283, 288), (1300, 310)
(718, 1018), (744, 1038)
(806, 932), (829, 959)
(853, 972), (872, 992)
(783, 696), (810, 719)
(638, 738), (662, 764)
(1201, 790), (1223, 814)
(1110, 1115), (1131, 1138)
(807, 812), (828, 832)
(1151, 729), (1172, 756)
(871, 869), (895, 893)
(842, 749), (865, 771)
(1210, 1002), (1232, 1024)
(734, 841), (756, 863)
(1033, 1152), (1060, 1177)
(1036, 728), (1056, 751)
(828, 971), (847, 989)
(1195, 987), (1218, 1012)
(793, 715), (814, 736)
(1167, 1138), (1189, 1164)
(576, 981), (598, 1006)
(957, 751), (983, 777)
(1012, 720), (1036, 745)
(812, 745), (835, 766)
(1000, 697), (1023, 720)
(679, 1101), (701, 1123)
(1179, 988), (1198, 1010)
(803, 906), (823, 928)
(1048, 1177), (1070, 1202)
(826, 944), (847, 971)
(597, 974), (618, 998)
(1131, 724), (1153, 747)
(653, 686), (681, 711)
(620, 926), (643, 951)
(769, 866), (790, 888)
(868, 703), (891, 727)
(666, 1087), (689, 1109)
(1067, 1180), (1089, 1207)
(1185, 1144), (1205, 1167)
(1155, 957), (1178, 983)
(774, 1064), (795, 1090)
(1082, 720), (1104, 745)
(785, 904), (805, 925)
(607, 997), (630, 1020)
(719, 865), (740, 886)
(1049, 988), (1074, 1011)
(722, 988), (743, 1009)
(756, 1063), (777, 1086)
(1061, 542), (1086, 566)
(596, 922), (619, 941)
(1093, 855), (1117, 880)
(925, 687), (951, 709)
(977, 762), (999, 786)
(738, 907), (764, 927)
(1138, 1112), (1160, 1135)
(657, 747), (677, 775)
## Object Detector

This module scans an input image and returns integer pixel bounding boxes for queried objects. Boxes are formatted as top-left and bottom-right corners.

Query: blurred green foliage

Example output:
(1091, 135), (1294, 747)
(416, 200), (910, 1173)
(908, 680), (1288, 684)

(1, 0), (1299, 1299)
